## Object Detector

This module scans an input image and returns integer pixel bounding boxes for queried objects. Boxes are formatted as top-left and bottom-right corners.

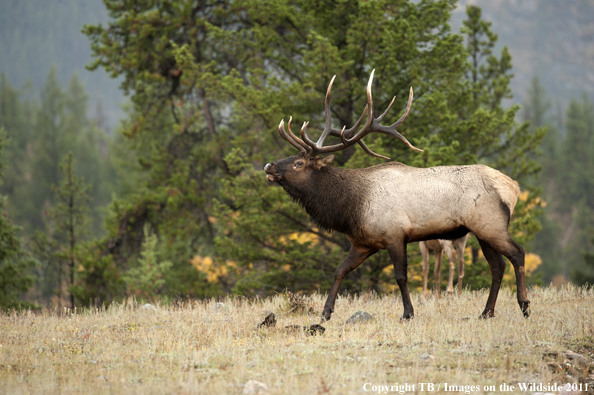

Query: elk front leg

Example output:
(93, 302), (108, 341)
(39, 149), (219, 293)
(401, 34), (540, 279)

(387, 242), (414, 320)
(321, 245), (377, 322)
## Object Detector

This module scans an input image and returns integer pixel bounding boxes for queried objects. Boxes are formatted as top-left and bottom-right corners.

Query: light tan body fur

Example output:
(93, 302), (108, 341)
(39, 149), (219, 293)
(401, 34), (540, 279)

(351, 162), (519, 247)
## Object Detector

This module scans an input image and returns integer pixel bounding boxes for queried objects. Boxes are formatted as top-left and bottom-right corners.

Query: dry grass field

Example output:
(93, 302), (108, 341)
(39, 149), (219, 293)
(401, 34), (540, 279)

(1, 286), (594, 394)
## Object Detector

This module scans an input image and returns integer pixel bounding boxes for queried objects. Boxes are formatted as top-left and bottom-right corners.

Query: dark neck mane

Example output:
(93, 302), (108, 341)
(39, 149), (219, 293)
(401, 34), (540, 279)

(279, 167), (368, 236)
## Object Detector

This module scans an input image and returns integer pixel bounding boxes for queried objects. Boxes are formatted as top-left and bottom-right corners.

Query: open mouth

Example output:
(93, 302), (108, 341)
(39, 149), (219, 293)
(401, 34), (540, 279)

(264, 163), (280, 182)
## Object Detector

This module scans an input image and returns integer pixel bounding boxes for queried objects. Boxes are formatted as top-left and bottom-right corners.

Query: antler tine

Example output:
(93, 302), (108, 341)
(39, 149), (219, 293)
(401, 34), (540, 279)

(332, 103), (369, 139)
(390, 87), (413, 129)
(285, 116), (310, 151)
(341, 121), (390, 160)
(300, 121), (318, 151)
(339, 125), (347, 146)
(313, 75), (337, 149)
(377, 96), (396, 122)
(364, 69), (375, 126)
(357, 140), (391, 160)
(278, 119), (306, 153)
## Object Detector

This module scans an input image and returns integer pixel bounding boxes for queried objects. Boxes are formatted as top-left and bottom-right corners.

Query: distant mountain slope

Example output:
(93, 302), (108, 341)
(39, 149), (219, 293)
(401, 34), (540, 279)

(0, 0), (123, 128)
(2, 0), (593, 127)
(453, 0), (594, 108)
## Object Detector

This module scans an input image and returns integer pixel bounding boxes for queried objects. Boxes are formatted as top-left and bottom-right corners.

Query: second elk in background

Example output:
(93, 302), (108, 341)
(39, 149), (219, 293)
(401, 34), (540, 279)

(420, 235), (468, 296)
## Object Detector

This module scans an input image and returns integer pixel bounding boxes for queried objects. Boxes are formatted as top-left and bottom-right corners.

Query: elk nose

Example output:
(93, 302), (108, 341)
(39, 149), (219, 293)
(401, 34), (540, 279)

(264, 163), (272, 172)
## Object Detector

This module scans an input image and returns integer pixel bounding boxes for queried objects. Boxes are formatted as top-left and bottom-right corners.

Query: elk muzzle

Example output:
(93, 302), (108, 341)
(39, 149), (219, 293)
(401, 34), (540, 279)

(264, 163), (280, 182)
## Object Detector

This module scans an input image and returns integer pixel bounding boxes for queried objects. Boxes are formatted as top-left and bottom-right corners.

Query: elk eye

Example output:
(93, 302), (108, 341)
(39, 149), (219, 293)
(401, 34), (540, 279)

(294, 160), (304, 169)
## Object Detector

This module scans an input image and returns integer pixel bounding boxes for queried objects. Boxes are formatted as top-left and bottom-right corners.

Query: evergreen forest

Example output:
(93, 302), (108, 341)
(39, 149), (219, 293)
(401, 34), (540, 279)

(1, 0), (593, 310)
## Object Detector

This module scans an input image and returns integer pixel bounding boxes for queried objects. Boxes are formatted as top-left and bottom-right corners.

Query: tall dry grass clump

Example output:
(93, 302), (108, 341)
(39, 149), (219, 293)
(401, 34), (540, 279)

(1, 286), (593, 394)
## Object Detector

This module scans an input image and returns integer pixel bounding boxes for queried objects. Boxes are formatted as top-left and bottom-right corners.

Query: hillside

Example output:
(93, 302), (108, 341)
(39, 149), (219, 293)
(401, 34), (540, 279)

(0, 0), (123, 128)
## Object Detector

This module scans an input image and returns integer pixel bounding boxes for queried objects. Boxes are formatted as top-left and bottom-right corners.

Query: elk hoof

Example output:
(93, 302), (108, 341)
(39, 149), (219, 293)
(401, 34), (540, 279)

(519, 300), (530, 318)
(479, 310), (495, 319)
(321, 309), (333, 323)
(400, 311), (414, 322)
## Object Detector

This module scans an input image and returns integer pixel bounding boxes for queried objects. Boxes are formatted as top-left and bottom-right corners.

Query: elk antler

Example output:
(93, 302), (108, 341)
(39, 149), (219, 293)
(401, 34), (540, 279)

(278, 70), (422, 160)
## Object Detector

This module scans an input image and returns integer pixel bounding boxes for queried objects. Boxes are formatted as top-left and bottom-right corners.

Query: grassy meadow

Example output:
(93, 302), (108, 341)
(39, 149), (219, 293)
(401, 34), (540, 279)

(1, 286), (594, 394)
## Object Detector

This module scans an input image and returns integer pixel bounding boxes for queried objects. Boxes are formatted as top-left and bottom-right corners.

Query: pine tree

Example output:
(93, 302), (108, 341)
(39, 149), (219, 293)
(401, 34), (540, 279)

(85, 0), (545, 297)
(123, 224), (172, 300)
(0, 127), (36, 310)
(33, 152), (92, 308)
(575, 238), (594, 286)
(83, 0), (260, 298)
(562, 97), (594, 282)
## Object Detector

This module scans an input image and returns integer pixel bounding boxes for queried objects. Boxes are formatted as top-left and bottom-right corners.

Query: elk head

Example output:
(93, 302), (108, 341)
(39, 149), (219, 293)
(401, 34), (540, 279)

(264, 70), (422, 183)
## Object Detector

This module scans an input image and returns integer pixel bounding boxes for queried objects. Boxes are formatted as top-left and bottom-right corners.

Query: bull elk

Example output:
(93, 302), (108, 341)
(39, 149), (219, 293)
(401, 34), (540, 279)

(264, 71), (529, 321)
(420, 235), (468, 296)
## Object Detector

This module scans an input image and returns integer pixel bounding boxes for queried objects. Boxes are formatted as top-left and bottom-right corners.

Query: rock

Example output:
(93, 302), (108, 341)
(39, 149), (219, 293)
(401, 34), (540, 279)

(419, 354), (435, 361)
(345, 311), (373, 324)
(258, 313), (276, 328)
(304, 324), (325, 336)
(242, 379), (268, 394)
(214, 302), (225, 311)
(141, 303), (156, 311)
(565, 351), (590, 367)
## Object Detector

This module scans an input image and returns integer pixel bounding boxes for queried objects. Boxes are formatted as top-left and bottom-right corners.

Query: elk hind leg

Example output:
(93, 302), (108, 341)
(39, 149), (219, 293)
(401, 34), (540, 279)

(444, 246), (457, 294)
(456, 241), (466, 295)
(420, 242), (430, 296)
(387, 242), (414, 320)
(321, 245), (377, 322)
(489, 235), (530, 317)
(477, 238), (506, 318)
(433, 249), (443, 296)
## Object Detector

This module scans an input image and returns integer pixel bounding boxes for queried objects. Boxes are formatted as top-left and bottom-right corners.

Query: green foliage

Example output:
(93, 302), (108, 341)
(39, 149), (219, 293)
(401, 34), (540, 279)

(123, 225), (172, 299)
(562, 97), (594, 283)
(524, 75), (594, 284)
(69, 244), (123, 307)
(79, 0), (546, 298)
(213, 149), (345, 294)
(29, 152), (93, 308)
(0, 67), (116, 306)
(575, 238), (594, 286)
(0, 128), (36, 310)
(123, 224), (172, 299)
(0, 68), (114, 237)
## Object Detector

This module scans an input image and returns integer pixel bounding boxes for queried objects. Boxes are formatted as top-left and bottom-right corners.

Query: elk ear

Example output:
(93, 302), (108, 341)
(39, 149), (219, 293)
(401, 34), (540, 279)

(315, 154), (335, 169)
